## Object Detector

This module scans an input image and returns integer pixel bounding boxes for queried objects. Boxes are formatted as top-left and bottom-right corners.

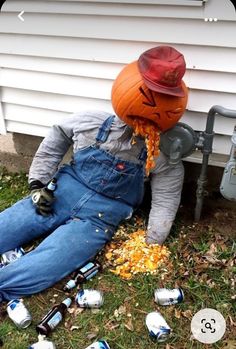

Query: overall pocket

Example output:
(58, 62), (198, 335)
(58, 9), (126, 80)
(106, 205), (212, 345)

(78, 155), (136, 199)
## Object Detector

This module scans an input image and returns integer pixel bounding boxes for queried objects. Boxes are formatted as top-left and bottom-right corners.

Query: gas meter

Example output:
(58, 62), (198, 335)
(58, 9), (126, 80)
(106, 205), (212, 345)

(220, 125), (236, 201)
(160, 105), (236, 221)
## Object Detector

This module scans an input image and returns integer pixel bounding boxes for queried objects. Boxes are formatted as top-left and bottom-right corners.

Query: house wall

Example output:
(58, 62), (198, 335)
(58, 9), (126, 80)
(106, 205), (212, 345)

(0, 0), (236, 171)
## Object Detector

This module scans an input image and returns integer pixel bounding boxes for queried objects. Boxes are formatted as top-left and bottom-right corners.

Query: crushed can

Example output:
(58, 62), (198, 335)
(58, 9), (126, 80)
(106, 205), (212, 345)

(154, 288), (184, 306)
(75, 289), (104, 308)
(145, 311), (171, 342)
(28, 334), (56, 349)
(1, 247), (25, 265)
(85, 340), (110, 349)
(7, 299), (32, 328)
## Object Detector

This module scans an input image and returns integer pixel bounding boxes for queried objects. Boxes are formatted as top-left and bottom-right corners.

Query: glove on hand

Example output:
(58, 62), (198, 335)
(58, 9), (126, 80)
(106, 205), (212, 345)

(30, 180), (55, 216)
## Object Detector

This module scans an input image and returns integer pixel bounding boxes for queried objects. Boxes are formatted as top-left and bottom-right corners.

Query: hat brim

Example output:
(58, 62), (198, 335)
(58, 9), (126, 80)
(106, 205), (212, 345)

(142, 77), (185, 97)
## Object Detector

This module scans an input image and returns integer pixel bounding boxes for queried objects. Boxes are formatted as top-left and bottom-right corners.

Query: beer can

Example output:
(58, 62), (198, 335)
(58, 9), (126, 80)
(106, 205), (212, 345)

(1, 247), (25, 265)
(145, 311), (171, 342)
(84, 340), (110, 349)
(7, 299), (32, 328)
(28, 340), (56, 349)
(75, 289), (104, 308)
(154, 288), (184, 306)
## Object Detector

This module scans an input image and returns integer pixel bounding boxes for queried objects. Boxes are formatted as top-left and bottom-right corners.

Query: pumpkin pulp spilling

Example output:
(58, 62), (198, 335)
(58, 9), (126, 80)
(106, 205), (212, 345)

(132, 118), (161, 175)
(105, 229), (170, 279)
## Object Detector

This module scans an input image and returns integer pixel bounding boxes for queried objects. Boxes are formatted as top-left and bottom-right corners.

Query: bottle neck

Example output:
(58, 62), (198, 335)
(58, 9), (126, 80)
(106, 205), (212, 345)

(62, 298), (72, 308)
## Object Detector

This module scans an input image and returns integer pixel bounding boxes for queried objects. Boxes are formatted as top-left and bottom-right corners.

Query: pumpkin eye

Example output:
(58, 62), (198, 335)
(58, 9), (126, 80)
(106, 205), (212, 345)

(139, 87), (157, 107)
(166, 108), (182, 119)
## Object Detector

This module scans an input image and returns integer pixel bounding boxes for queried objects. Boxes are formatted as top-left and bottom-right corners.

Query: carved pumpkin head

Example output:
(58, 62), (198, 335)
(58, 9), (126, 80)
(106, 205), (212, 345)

(111, 60), (188, 133)
(111, 46), (188, 174)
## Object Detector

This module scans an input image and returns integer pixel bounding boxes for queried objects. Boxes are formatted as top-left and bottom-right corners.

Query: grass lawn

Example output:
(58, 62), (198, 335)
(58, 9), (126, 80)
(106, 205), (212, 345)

(0, 167), (235, 349)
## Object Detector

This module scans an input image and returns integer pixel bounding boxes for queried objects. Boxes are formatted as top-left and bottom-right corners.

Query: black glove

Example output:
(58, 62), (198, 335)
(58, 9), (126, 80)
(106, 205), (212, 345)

(30, 180), (55, 216)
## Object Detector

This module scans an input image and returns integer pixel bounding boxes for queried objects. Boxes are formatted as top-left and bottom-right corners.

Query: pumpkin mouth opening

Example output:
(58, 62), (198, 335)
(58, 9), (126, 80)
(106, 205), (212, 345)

(127, 114), (161, 131)
(131, 116), (161, 175)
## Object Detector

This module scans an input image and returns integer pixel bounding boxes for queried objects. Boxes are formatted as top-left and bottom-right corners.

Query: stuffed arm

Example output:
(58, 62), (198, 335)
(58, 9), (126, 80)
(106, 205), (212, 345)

(146, 153), (184, 245)
(28, 117), (77, 186)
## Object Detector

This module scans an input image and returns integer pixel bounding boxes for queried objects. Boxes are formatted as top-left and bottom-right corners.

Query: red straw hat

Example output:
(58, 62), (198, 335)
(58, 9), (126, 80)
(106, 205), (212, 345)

(138, 46), (186, 97)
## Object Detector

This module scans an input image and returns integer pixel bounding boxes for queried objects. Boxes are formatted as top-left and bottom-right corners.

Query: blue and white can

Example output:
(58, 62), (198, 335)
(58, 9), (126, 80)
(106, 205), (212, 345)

(7, 299), (32, 328)
(154, 288), (184, 306)
(84, 340), (110, 349)
(28, 335), (56, 349)
(75, 289), (104, 308)
(1, 247), (25, 265)
(28, 337), (56, 349)
(146, 311), (171, 342)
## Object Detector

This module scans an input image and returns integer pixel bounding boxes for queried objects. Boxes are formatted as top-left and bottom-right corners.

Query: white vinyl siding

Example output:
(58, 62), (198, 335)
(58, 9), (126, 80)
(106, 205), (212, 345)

(0, 0), (236, 166)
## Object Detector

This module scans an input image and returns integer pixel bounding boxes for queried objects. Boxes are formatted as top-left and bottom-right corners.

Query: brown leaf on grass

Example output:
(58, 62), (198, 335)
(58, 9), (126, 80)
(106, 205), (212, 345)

(181, 309), (193, 319)
(104, 319), (120, 331)
(125, 317), (134, 332)
(70, 325), (79, 331)
(68, 307), (84, 316)
(86, 331), (99, 340)
(228, 316), (236, 327)
(165, 344), (175, 349)
(206, 243), (218, 256)
(221, 340), (236, 349)
(115, 305), (127, 316)
(227, 258), (236, 267)
(203, 255), (221, 265)
(194, 263), (209, 273)
(174, 309), (181, 319)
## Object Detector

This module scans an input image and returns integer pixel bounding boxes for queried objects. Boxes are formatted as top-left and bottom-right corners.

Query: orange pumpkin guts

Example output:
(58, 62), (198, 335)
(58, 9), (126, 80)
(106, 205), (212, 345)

(111, 60), (188, 174)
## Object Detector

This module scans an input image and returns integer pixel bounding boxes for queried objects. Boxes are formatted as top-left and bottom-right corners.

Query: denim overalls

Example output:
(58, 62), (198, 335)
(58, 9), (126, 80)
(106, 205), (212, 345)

(0, 116), (146, 302)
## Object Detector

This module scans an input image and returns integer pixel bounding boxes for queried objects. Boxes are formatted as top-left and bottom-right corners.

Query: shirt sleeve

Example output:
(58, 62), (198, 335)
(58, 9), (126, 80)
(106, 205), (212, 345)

(28, 119), (74, 185)
(146, 153), (184, 245)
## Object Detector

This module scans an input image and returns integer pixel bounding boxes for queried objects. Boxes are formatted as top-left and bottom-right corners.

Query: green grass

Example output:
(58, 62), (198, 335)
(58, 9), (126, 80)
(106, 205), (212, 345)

(0, 168), (235, 349)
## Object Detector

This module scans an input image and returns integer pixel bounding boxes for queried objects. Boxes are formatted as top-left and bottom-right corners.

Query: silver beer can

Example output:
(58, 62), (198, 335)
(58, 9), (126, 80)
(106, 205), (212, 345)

(75, 289), (104, 308)
(1, 247), (25, 265)
(84, 340), (110, 349)
(28, 340), (56, 349)
(154, 288), (184, 306)
(7, 299), (32, 328)
(146, 311), (171, 342)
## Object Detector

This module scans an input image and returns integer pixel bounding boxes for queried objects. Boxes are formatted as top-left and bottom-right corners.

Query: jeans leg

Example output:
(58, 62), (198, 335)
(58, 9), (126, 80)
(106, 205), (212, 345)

(0, 218), (113, 302)
(0, 196), (66, 254)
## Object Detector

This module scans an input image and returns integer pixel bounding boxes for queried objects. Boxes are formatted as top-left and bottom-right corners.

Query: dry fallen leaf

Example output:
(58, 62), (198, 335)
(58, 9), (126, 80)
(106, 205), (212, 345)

(174, 309), (181, 319)
(104, 319), (120, 331)
(86, 332), (98, 340)
(228, 315), (236, 327)
(124, 317), (134, 332)
(221, 340), (236, 349)
(182, 309), (193, 319)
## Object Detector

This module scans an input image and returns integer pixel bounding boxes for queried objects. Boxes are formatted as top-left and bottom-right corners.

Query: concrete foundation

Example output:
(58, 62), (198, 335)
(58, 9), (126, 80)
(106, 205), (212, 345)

(0, 133), (42, 172)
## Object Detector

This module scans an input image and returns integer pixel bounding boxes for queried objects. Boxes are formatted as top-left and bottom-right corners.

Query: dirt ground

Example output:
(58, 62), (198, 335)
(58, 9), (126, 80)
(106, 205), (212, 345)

(180, 178), (236, 239)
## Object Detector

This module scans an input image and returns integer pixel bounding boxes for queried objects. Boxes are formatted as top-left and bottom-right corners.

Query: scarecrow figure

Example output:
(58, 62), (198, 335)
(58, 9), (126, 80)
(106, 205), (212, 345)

(0, 46), (188, 302)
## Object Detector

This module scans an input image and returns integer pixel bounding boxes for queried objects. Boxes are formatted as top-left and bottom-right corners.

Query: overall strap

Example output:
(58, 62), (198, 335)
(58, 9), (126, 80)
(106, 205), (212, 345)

(120, 126), (147, 163)
(95, 115), (115, 144)
(139, 147), (147, 162)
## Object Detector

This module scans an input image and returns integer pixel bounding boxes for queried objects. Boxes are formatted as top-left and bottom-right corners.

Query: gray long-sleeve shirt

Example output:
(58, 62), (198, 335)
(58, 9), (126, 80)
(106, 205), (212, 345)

(29, 110), (184, 244)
